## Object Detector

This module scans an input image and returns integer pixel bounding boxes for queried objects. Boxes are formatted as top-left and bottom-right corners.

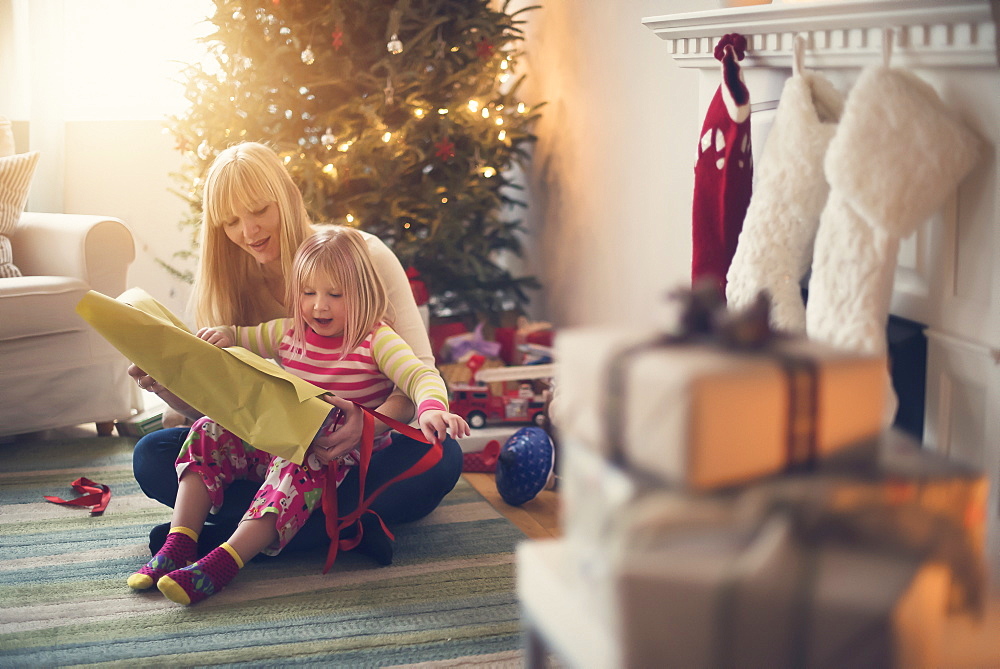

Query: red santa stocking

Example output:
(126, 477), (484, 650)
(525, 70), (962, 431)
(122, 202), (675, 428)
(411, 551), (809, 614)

(692, 33), (753, 298)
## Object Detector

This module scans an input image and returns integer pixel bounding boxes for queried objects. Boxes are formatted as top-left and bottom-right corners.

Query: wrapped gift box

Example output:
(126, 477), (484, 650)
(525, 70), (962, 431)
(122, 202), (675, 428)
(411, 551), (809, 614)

(609, 514), (952, 668)
(564, 430), (987, 617)
(556, 326), (887, 491)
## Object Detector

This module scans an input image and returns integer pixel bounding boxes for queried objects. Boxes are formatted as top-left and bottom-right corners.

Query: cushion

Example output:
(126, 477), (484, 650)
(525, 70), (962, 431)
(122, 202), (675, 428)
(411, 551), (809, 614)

(0, 275), (91, 341)
(0, 150), (41, 278)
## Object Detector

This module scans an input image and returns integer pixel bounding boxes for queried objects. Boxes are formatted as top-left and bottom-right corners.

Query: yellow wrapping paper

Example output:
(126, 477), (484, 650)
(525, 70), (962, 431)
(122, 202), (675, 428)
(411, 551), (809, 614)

(75, 288), (331, 464)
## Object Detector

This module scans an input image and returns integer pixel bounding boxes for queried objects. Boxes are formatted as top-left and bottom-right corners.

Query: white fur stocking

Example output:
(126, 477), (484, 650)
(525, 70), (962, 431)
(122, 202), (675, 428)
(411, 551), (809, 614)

(806, 63), (980, 419)
(726, 38), (843, 333)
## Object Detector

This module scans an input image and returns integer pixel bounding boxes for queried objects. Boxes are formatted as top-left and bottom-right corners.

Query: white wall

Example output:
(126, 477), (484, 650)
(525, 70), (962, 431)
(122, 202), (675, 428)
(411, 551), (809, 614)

(63, 121), (194, 320)
(517, 0), (718, 328)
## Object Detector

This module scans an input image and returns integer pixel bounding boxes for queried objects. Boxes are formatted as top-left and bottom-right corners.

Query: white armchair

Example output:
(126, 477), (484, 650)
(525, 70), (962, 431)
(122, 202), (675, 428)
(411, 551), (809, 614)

(0, 212), (141, 437)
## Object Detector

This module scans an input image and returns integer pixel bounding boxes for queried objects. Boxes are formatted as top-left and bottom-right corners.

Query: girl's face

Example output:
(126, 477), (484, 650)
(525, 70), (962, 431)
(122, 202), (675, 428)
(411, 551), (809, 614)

(223, 200), (281, 265)
(299, 270), (347, 337)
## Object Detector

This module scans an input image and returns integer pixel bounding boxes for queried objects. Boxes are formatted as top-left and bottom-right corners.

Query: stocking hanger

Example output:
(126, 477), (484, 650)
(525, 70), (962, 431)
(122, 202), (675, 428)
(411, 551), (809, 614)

(882, 27), (896, 68)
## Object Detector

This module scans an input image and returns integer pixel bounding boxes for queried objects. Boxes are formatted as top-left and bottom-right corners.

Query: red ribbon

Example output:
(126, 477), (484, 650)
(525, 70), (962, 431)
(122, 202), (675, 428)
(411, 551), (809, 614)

(321, 403), (442, 573)
(44, 477), (111, 515)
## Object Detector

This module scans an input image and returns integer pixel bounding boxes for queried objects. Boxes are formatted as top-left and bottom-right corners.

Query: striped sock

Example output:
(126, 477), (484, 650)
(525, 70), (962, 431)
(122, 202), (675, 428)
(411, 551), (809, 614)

(128, 527), (198, 591)
(157, 542), (244, 605)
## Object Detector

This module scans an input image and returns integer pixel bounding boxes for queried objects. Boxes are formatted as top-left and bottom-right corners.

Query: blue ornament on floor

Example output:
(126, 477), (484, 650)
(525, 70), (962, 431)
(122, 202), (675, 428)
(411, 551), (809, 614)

(495, 427), (555, 506)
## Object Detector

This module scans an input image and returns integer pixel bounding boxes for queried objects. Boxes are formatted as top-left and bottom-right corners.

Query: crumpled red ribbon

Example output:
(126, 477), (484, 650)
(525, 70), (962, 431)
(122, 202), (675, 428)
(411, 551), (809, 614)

(44, 477), (111, 515)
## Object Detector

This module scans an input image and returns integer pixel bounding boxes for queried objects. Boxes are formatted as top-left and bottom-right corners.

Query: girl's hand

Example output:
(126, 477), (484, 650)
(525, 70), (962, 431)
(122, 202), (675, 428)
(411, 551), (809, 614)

(309, 395), (363, 465)
(418, 410), (470, 444)
(196, 327), (233, 348)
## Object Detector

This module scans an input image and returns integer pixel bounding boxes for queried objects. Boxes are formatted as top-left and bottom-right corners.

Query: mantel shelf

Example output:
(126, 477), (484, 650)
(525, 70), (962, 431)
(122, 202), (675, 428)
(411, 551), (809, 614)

(643, 0), (998, 69)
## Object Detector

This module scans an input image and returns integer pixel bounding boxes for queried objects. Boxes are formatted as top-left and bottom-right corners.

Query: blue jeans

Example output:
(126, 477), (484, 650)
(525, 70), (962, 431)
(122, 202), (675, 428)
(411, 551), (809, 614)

(133, 426), (464, 552)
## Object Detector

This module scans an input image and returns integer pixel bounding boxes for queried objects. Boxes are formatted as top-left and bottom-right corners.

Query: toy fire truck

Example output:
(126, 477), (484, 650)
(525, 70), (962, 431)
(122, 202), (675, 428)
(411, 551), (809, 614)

(448, 363), (555, 429)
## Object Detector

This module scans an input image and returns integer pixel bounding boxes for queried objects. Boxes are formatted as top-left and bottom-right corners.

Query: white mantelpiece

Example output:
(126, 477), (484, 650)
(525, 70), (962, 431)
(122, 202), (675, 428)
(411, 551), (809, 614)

(643, 0), (1000, 527)
(643, 0), (997, 69)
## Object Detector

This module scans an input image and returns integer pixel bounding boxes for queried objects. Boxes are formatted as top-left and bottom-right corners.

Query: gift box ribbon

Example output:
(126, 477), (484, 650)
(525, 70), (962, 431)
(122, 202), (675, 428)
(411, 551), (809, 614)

(321, 402), (442, 573)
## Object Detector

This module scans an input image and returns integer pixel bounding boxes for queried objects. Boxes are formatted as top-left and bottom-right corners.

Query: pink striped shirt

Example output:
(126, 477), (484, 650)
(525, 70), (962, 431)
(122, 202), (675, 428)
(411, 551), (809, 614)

(227, 319), (448, 449)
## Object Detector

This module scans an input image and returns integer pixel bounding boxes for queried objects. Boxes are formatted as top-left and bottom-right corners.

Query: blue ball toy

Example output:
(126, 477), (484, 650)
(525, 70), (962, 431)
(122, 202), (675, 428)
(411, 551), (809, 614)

(495, 427), (555, 506)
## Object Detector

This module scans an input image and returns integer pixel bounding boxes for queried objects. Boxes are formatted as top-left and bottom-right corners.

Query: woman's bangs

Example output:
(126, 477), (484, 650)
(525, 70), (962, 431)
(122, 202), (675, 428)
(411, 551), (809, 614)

(207, 163), (273, 228)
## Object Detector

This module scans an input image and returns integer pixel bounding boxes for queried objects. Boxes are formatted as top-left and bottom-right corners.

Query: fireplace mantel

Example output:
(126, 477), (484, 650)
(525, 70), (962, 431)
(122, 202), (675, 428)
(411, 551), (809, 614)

(642, 0), (1000, 529)
(643, 0), (998, 70)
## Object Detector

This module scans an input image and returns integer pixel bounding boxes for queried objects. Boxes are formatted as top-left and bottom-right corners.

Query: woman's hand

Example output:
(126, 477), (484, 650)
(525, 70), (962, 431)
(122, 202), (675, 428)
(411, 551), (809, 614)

(127, 363), (203, 422)
(196, 327), (234, 348)
(418, 410), (470, 444)
(308, 395), (363, 466)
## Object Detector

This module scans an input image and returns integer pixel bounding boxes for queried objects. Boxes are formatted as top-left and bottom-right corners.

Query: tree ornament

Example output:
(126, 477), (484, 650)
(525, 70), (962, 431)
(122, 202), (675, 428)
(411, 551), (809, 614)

(476, 37), (494, 61)
(387, 33), (403, 55)
(435, 28), (446, 59)
(321, 127), (337, 148)
(384, 78), (395, 105)
(434, 136), (455, 161)
(386, 1), (406, 55)
(196, 140), (211, 160)
(301, 46), (315, 65)
(331, 29), (343, 51)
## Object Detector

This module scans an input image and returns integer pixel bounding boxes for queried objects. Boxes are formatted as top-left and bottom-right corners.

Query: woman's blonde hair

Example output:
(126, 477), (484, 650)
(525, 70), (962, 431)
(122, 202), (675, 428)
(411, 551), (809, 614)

(288, 226), (388, 358)
(193, 142), (312, 327)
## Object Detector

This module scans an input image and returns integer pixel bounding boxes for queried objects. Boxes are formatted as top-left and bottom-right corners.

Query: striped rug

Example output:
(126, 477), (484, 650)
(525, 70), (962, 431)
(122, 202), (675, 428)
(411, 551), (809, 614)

(0, 436), (527, 667)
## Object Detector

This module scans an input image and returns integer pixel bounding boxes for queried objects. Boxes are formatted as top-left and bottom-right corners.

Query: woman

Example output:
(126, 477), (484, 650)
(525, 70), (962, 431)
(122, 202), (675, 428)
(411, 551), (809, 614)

(130, 142), (462, 562)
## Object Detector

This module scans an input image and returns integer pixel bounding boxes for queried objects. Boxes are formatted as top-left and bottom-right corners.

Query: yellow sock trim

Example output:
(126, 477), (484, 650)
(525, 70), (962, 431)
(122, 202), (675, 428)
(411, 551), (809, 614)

(127, 573), (154, 590)
(157, 575), (192, 605)
(169, 526), (199, 541)
(220, 542), (245, 569)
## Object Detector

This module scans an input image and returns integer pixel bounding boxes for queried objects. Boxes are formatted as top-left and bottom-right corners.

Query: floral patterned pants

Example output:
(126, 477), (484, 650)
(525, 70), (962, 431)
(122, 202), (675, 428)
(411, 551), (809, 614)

(177, 417), (328, 556)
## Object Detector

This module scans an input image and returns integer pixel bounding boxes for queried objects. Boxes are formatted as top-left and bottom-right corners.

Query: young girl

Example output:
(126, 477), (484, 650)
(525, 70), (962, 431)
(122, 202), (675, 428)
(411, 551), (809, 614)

(128, 227), (470, 605)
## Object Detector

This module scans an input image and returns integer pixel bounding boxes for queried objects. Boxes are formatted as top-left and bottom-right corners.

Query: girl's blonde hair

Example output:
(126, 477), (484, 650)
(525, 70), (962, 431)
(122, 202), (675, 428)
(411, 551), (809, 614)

(288, 226), (388, 358)
(193, 142), (312, 327)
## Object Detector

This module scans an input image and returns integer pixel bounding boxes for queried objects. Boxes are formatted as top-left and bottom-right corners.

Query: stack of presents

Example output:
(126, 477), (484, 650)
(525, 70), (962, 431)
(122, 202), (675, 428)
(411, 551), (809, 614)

(533, 292), (989, 667)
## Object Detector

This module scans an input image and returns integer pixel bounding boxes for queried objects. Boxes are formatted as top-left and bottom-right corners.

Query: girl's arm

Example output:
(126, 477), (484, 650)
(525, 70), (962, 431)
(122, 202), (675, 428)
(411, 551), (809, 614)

(359, 230), (428, 428)
(196, 318), (292, 359)
(371, 324), (470, 442)
(371, 324), (448, 414)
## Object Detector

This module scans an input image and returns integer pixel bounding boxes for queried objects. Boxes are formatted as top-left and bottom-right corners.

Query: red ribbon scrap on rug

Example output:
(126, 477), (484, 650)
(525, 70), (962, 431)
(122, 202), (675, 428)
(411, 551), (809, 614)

(44, 477), (111, 515)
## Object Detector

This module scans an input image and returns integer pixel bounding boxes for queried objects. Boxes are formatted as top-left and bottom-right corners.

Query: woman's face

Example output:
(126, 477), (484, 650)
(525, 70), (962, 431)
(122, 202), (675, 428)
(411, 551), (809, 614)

(298, 270), (347, 337)
(223, 201), (281, 265)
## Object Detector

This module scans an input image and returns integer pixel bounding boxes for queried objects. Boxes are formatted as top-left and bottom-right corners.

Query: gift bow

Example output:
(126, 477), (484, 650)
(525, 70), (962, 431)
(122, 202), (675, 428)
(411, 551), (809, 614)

(672, 281), (775, 349)
(44, 477), (111, 515)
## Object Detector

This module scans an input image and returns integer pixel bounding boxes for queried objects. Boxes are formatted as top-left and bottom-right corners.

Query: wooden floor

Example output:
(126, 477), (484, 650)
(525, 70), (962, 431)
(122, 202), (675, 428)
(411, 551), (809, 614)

(463, 472), (561, 539)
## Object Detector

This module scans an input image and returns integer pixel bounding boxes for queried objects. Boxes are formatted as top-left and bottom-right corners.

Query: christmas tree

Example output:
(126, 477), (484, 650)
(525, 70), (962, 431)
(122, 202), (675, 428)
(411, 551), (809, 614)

(168, 0), (542, 319)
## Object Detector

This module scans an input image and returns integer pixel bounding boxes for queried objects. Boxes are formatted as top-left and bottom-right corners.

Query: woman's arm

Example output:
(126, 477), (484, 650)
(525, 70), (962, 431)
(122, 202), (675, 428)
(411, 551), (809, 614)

(361, 230), (434, 366)
(127, 364), (204, 422)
